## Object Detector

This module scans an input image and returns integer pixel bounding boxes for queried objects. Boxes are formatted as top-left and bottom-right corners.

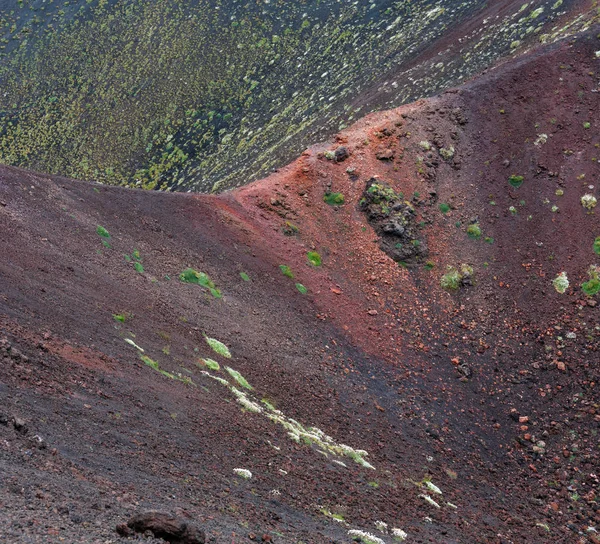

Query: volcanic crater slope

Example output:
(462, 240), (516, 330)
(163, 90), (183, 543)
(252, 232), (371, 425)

(0, 0), (597, 192)
(1, 23), (600, 544)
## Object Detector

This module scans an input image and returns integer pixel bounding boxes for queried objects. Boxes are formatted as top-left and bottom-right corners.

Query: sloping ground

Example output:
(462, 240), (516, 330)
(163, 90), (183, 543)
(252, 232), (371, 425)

(0, 0), (597, 192)
(1, 27), (599, 544)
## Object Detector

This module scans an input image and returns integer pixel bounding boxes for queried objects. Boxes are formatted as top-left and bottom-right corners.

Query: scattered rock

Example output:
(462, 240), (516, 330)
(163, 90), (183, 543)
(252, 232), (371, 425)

(12, 416), (28, 434)
(334, 146), (350, 162)
(122, 512), (205, 544)
(457, 364), (472, 378)
(360, 178), (427, 263)
(375, 147), (394, 160)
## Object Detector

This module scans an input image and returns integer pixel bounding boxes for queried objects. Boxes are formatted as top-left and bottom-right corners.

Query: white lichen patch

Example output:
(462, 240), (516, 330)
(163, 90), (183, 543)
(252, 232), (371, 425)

(391, 527), (408, 540)
(199, 365), (374, 469)
(348, 529), (386, 544)
(533, 133), (548, 146)
(233, 468), (252, 479)
(581, 194), (598, 210)
(424, 481), (442, 495)
(553, 272), (569, 294)
(200, 371), (230, 386)
(231, 387), (263, 413)
(125, 338), (144, 352)
(374, 520), (388, 533)
(420, 494), (441, 508)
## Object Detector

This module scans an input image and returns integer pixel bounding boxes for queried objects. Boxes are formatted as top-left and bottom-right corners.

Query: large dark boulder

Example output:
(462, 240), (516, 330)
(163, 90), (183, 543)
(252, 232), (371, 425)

(117, 511), (205, 544)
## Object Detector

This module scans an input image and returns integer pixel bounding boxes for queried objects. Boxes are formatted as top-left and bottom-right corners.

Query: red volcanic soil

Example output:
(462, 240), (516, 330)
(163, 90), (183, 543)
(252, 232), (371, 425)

(1, 28), (599, 544)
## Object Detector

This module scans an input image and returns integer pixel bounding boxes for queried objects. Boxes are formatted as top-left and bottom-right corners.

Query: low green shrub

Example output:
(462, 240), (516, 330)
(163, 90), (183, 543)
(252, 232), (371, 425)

(323, 192), (345, 205)
(307, 251), (322, 266)
(466, 223), (482, 239)
(279, 265), (294, 278)
(582, 266), (600, 296)
(508, 175), (524, 188)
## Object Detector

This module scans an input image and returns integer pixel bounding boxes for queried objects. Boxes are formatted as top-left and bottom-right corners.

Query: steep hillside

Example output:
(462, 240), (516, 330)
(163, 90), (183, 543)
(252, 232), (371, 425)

(0, 0), (597, 192)
(1, 24), (599, 544)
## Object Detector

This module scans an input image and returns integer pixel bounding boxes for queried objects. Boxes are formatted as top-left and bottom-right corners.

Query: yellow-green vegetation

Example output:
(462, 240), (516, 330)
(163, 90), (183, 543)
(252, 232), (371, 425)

(295, 283), (308, 294)
(179, 268), (221, 298)
(508, 175), (524, 188)
(323, 192), (345, 206)
(225, 367), (253, 390)
(594, 236), (600, 255)
(96, 225), (110, 238)
(0, 0), (588, 192)
(239, 272), (250, 282)
(198, 358), (220, 371)
(204, 335), (232, 358)
(466, 223), (482, 239)
(582, 265), (600, 296)
(441, 264), (473, 291)
(279, 265), (294, 278)
(307, 251), (322, 266)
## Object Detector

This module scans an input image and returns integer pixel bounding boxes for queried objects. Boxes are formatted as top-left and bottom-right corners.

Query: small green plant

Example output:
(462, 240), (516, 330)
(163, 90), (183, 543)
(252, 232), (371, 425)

(583, 122), (591, 129)
(424, 261), (435, 270)
(440, 267), (462, 290)
(134, 262), (144, 274)
(199, 358), (220, 371)
(466, 223), (482, 239)
(439, 146), (455, 160)
(509, 206), (517, 215)
(233, 468), (252, 479)
(594, 236), (600, 255)
(485, 237), (494, 244)
(261, 398), (276, 411)
(581, 194), (597, 210)
(282, 221), (299, 236)
(321, 508), (345, 521)
(96, 225), (110, 238)
(307, 251), (322, 266)
(140, 354), (159, 370)
(279, 265), (294, 278)
(582, 266), (600, 296)
(240, 272), (250, 281)
(508, 175), (524, 188)
(113, 313), (127, 323)
(132, 249), (141, 261)
(552, 272), (569, 294)
(439, 203), (451, 214)
(205, 335), (232, 358)
(179, 268), (221, 297)
(225, 367), (253, 390)
(441, 264), (473, 291)
(295, 283), (308, 294)
(323, 192), (345, 205)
